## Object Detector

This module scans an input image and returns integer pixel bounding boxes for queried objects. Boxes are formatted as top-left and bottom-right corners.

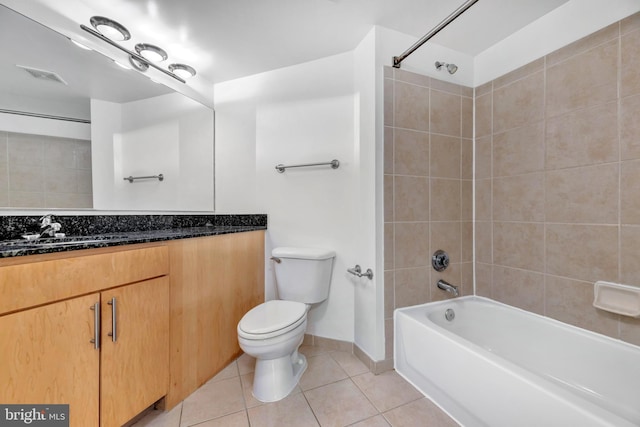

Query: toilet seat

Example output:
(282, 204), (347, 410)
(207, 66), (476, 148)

(238, 300), (307, 340)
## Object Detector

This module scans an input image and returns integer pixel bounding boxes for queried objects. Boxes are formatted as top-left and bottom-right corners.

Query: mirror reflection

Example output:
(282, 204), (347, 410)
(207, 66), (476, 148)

(0, 5), (214, 211)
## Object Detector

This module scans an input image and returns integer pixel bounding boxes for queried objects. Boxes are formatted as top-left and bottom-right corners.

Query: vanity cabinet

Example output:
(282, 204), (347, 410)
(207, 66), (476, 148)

(0, 245), (170, 427)
(0, 229), (265, 423)
(166, 230), (265, 408)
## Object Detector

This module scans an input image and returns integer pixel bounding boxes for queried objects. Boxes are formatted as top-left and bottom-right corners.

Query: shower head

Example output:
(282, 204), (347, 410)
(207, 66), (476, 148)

(435, 61), (458, 74)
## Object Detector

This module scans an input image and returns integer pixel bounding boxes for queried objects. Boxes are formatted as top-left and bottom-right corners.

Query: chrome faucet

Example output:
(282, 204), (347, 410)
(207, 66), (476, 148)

(437, 279), (459, 297)
(39, 214), (62, 238)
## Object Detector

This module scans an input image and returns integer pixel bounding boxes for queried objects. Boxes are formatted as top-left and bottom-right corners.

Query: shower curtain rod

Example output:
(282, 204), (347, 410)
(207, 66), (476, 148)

(392, 0), (480, 69)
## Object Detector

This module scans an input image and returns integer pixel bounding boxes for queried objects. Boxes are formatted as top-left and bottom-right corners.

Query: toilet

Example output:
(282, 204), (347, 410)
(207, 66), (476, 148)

(237, 247), (335, 402)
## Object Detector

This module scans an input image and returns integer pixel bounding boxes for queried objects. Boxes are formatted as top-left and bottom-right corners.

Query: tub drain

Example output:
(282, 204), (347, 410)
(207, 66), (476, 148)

(445, 308), (455, 321)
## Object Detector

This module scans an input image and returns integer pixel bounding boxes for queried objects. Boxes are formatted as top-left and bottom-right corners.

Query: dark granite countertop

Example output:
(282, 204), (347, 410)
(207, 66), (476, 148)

(0, 225), (266, 259)
(0, 214), (267, 259)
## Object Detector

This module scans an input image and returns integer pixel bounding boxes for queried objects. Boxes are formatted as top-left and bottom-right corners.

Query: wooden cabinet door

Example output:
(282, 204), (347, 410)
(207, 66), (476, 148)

(0, 293), (100, 427)
(99, 277), (170, 427)
(167, 230), (265, 408)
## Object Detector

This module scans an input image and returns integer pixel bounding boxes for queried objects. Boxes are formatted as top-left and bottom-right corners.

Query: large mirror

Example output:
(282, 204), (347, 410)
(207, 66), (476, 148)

(0, 4), (214, 211)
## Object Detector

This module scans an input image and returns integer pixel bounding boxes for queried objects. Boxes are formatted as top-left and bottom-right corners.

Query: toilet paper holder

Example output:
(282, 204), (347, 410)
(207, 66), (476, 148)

(347, 265), (373, 280)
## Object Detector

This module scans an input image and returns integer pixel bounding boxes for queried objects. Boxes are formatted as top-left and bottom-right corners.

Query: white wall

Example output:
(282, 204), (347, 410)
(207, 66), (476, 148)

(91, 93), (214, 211)
(351, 28), (385, 361)
(0, 112), (90, 140)
(375, 27), (475, 88)
(214, 104), (257, 214)
(475, 0), (640, 86)
(91, 99), (120, 209)
(215, 52), (364, 342)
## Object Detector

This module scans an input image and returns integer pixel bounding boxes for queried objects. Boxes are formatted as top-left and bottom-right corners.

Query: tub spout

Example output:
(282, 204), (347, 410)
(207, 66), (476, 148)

(437, 279), (459, 297)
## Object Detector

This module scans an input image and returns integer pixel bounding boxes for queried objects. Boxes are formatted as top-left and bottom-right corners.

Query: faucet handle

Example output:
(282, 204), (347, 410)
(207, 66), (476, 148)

(39, 214), (53, 227)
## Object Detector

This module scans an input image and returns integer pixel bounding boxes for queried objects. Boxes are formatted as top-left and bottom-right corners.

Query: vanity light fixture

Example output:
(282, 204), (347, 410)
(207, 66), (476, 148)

(169, 63), (196, 79)
(135, 43), (168, 62)
(69, 38), (92, 50)
(89, 16), (130, 41)
(129, 56), (149, 72)
(80, 15), (197, 84)
(113, 60), (130, 70)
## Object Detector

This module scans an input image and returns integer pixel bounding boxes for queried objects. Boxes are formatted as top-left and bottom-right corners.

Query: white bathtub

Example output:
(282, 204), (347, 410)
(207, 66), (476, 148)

(394, 296), (640, 427)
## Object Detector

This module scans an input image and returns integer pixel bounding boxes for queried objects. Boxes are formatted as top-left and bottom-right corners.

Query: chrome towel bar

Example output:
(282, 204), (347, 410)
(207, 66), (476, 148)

(275, 159), (339, 173)
(124, 174), (164, 183)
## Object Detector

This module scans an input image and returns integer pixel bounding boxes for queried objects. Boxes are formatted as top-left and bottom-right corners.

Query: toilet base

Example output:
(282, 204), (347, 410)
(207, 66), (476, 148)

(252, 350), (307, 402)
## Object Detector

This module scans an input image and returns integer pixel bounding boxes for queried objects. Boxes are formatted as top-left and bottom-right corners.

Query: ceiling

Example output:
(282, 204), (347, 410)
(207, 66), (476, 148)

(1, 0), (570, 87)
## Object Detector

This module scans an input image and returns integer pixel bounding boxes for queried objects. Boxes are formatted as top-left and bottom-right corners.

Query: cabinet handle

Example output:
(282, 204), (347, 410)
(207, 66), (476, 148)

(90, 302), (100, 349)
(107, 297), (117, 342)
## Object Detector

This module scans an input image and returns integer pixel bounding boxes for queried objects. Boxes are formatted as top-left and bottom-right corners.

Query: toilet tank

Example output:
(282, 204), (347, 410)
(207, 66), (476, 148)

(272, 247), (335, 304)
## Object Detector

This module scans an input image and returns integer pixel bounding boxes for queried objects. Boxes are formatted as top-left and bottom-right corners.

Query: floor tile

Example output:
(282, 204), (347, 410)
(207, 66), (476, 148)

(194, 411), (250, 427)
(237, 353), (255, 375)
(247, 393), (319, 427)
(131, 403), (182, 427)
(133, 351), (459, 427)
(210, 361), (238, 382)
(329, 351), (369, 377)
(351, 371), (422, 412)
(239, 372), (264, 409)
(383, 398), (459, 427)
(298, 344), (332, 358)
(304, 379), (378, 427)
(348, 415), (391, 427)
(180, 377), (245, 427)
(299, 353), (348, 391)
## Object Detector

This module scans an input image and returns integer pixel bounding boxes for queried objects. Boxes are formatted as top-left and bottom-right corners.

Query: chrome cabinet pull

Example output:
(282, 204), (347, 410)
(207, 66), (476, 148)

(107, 297), (117, 342)
(90, 302), (100, 349)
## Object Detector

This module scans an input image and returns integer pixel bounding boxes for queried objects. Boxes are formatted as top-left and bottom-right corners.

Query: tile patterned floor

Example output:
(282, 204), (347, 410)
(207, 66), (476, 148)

(132, 345), (458, 427)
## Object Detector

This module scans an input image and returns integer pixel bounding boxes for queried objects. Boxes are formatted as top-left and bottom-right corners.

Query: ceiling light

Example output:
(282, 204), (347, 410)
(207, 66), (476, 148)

(90, 16), (130, 41)
(81, 16), (192, 84)
(135, 43), (168, 62)
(168, 63), (196, 79)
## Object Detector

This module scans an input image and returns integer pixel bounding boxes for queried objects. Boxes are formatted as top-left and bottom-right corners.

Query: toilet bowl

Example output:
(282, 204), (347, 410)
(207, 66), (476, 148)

(237, 300), (309, 402)
(237, 246), (335, 403)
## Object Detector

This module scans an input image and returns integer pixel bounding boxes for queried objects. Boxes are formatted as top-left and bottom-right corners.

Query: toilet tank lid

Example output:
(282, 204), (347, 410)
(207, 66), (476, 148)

(272, 247), (335, 260)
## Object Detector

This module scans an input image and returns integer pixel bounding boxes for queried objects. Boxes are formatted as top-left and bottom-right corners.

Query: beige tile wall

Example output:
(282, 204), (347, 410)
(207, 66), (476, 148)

(383, 66), (474, 359)
(476, 13), (640, 346)
(0, 131), (92, 209)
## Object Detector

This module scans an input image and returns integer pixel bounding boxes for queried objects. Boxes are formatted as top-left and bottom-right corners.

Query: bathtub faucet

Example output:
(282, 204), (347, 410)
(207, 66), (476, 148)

(437, 279), (459, 297)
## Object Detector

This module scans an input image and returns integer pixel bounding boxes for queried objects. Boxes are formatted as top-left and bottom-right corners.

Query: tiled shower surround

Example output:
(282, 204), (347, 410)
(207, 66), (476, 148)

(0, 132), (92, 208)
(384, 11), (640, 362)
(383, 68), (474, 359)
(475, 14), (640, 346)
